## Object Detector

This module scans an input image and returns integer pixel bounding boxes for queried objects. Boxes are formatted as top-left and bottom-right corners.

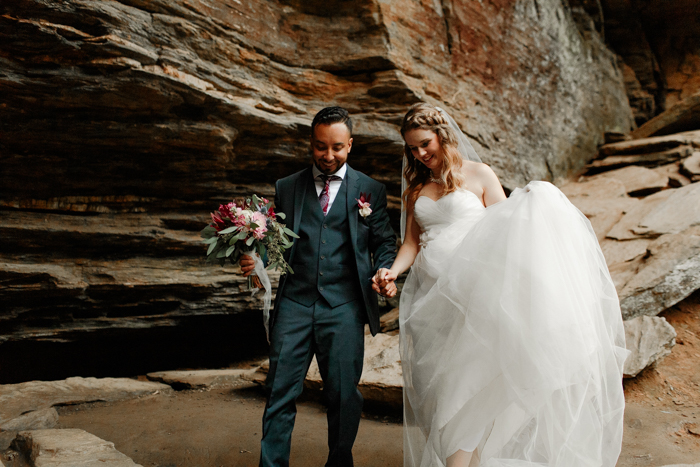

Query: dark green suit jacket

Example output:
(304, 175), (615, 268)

(272, 165), (397, 335)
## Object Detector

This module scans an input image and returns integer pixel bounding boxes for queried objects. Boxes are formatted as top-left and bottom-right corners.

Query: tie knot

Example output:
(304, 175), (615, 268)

(319, 174), (342, 183)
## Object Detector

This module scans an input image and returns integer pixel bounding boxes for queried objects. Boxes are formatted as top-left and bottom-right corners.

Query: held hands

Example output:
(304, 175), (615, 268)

(240, 254), (263, 288)
(372, 268), (398, 298)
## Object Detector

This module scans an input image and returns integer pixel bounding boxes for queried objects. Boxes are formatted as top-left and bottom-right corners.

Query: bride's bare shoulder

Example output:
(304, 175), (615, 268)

(460, 161), (499, 181)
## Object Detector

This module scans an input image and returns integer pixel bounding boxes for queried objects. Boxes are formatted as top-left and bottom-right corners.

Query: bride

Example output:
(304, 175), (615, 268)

(373, 103), (629, 467)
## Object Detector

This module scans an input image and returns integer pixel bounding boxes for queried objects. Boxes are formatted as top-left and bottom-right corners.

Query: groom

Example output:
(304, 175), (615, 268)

(241, 106), (397, 466)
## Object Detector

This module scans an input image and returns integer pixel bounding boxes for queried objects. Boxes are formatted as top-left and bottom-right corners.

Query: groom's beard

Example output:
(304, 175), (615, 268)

(315, 161), (345, 176)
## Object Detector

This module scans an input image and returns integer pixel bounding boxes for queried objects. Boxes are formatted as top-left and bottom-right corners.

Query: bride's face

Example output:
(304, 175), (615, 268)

(404, 129), (444, 173)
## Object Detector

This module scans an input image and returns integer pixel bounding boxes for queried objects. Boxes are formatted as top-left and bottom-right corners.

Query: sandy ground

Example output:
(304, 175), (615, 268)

(7, 295), (700, 467)
(619, 297), (700, 467)
(48, 381), (699, 467)
(53, 386), (403, 467)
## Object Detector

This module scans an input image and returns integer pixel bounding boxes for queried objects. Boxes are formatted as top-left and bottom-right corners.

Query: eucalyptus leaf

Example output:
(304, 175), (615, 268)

(276, 212), (286, 220)
(201, 226), (217, 238)
(245, 236), (255, 246)
(283, 227), (299, 239)
(226, 246), (236, 257)
(216, 249), (227, 258)
(207, 241), (218, 256)
(203, 237), (218, 245)
(249, 222), (259, 230)
(218, 226), (238, 235)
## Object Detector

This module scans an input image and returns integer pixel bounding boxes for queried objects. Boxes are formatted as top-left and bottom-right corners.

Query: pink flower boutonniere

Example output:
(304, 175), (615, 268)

(357, 192), (372, 218)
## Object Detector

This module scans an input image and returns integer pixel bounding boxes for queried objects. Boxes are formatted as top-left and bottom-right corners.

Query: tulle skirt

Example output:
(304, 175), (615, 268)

(400, 181), (629, 467)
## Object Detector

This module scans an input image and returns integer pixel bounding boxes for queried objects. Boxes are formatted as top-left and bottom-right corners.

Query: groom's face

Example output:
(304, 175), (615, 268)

(311, 123), (353, 175)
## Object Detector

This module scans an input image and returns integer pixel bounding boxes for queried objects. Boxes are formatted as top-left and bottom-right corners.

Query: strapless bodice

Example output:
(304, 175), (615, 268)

(414, 189), (485, 246)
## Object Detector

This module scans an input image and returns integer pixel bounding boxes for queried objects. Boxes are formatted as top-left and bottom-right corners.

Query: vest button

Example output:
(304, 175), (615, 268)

(320, 255), (325, 260)
(319, 272), (324, 276)
(323, 224), (328, 229)
(322, 240), (326, 244)
(319, 286), (324, 291)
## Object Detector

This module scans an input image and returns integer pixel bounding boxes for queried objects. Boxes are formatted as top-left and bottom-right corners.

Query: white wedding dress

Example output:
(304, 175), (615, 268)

(400, 181), (629, 467)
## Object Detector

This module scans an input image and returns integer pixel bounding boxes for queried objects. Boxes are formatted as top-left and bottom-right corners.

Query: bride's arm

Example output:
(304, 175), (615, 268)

(372, 204), (421, 295)
(464, 162), (507, 207)
(481, 164), (507, 207)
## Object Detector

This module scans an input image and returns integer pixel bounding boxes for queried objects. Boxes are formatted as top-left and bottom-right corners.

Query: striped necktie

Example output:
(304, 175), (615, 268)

(318, 174), (342, 215)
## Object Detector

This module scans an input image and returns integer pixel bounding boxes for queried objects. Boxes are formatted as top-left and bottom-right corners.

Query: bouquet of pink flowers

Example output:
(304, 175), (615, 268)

(201, 195), (297, 339)
(201, 194), (297, 275)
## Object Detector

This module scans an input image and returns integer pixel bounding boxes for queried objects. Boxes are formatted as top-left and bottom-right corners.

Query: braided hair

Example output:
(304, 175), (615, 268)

(401, 103), (466, 209)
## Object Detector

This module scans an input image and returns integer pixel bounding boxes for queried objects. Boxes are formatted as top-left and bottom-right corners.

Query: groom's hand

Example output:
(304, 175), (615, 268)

(379, 281), (397, 298)
(240, 255), (263, 288)
(240, 254), (256, 276)
(372, 268), (398, 298)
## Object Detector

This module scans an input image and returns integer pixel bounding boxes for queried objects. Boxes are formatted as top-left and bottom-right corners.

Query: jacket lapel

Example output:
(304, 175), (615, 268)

(345, 165), (360, 251)
(288, 168), (311, 265)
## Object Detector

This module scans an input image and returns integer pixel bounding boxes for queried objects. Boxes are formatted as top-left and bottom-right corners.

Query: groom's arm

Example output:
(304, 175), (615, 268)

(367, 184), (398, 271)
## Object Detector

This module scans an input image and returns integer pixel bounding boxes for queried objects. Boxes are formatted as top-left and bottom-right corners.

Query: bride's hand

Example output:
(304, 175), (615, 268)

(373, 268), (396, 287)
(372, 268), (398, 297)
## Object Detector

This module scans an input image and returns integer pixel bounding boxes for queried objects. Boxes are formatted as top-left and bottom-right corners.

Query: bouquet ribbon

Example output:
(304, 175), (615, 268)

(246, 250), (272, 341)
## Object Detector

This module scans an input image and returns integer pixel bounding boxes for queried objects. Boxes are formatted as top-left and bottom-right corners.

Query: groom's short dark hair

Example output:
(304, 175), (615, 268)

(311, 106), (353, 137)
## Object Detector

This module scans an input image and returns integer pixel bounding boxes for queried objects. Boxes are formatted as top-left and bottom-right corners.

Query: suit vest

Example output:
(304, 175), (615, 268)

(282, 176), (362, 307)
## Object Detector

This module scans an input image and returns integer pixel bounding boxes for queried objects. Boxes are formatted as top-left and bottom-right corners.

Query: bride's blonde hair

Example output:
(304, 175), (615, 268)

(401, 103), (466, 209)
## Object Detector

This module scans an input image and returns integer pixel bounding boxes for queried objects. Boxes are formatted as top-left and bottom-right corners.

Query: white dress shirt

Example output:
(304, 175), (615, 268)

(312, 163), (347, 213)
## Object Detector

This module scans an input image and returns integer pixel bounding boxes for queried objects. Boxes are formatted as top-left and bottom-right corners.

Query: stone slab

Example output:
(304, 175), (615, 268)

(588, 165), (668, 196)
(379, 308), (399, 333)
(146, 369), (258, 389)
(652, 162), (693, 187)
(587, 146), (694, 173)
(10, 429), (142, 467)
(598, 130), (700, 156)
(0, 377), (171, 426)
(681, 151), (700, 181)
(606, 189), (675, 240)
(620, 226), (700, 320)
(561, 178), (637, 240)
(623, 316), (677, 378)
(601, 238), (651, 267)
(631, 182), (700, 237)
(0, 407), (58, 432)
(630, 91), (700, 139)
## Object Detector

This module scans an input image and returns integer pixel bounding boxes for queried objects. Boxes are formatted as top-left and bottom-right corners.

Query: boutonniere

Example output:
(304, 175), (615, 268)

(356, 192), (372, 218)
